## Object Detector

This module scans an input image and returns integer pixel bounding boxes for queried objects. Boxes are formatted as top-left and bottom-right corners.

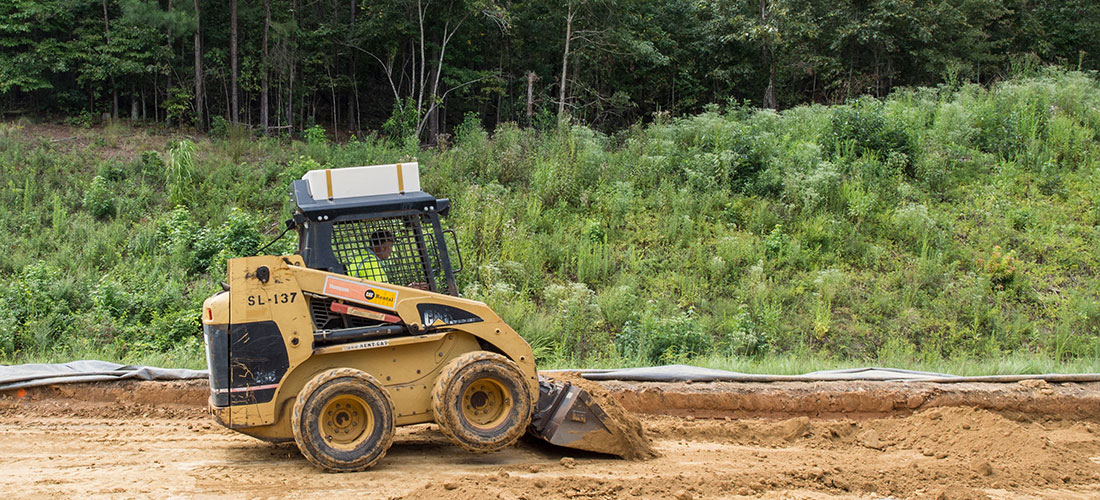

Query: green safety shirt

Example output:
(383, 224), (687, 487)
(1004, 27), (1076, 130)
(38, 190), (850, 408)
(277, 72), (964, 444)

(346, 249), (389, 282)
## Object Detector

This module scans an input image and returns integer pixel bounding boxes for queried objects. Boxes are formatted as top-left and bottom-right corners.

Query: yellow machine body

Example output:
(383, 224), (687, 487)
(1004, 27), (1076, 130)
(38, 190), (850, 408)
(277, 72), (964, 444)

(201, 254), (538, 442)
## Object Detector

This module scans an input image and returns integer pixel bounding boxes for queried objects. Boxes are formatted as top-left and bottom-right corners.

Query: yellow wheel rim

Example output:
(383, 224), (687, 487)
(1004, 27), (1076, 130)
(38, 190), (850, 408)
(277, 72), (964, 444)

(461, 377), (512, 429)
(320, 394), (374, 450)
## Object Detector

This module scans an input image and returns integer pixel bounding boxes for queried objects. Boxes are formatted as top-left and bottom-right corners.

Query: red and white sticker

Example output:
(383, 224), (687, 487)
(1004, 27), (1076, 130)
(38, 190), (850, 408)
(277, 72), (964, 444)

(322, 276), (399, 310)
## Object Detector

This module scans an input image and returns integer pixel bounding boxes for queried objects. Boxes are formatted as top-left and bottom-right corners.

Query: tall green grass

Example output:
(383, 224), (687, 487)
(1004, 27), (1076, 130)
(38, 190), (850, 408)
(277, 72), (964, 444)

(2, 68), (1100, 372)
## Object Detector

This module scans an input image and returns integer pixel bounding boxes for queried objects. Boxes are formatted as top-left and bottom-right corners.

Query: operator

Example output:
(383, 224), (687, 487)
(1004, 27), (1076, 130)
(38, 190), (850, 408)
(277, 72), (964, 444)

(346, 229), (394, 282)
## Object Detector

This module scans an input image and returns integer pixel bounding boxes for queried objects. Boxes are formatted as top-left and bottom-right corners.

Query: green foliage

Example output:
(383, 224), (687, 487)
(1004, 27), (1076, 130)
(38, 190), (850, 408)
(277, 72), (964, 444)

(166, 140), (196, 207)
(977, 246), (1021, 291)
(543, 282), (609, 361)
(209, 116), (230, 140)
(154, 206), (263, 276)
(83, 175), (116, 219)
(65, 111), (93, 129)
(163, 87), (195, 126)
(303, 124), (327, 145)
(828, 98), (912, 169)
(618, 309), (711, 364)
(0, 262), (79, 355)
(4, 69), (1100, 369)
(382, 98), (418, 140)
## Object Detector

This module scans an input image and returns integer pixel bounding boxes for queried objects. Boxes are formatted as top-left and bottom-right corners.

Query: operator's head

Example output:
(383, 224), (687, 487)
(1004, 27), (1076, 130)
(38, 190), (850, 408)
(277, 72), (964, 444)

(369, 229), (396, 259)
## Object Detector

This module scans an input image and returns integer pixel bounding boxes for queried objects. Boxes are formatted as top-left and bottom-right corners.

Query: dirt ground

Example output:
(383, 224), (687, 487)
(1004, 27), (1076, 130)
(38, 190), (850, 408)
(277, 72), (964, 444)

(2, 379), (1099, 500)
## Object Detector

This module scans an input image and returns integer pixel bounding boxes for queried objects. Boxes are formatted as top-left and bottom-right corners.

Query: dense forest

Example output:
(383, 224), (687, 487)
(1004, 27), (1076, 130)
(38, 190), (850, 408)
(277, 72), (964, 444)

(2, 0), (1100, 141)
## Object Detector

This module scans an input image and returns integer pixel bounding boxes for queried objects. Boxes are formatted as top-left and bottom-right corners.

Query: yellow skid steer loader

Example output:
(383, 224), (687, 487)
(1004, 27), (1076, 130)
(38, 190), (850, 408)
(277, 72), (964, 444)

(201, 163), (638, 472)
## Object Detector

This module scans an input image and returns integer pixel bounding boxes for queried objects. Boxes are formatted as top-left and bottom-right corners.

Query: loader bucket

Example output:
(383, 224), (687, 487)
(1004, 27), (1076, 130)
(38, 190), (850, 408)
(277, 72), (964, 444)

(527, 376), (658, 460)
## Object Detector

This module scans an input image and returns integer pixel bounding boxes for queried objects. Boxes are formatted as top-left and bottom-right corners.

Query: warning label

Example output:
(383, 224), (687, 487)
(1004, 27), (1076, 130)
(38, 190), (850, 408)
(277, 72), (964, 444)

(322, 277), (399, 310)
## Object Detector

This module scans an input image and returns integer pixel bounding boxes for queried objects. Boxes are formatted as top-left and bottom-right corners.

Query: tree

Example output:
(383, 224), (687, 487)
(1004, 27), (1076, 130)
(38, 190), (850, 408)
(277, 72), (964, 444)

(193, 0), (205, 129)
(230, 0), (238, 124)
(260, 0), (270, 133)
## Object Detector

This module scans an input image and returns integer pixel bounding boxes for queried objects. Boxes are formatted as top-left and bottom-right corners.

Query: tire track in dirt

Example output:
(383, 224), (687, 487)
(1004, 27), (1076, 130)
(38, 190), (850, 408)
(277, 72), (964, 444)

(1, 379), (1099, 499)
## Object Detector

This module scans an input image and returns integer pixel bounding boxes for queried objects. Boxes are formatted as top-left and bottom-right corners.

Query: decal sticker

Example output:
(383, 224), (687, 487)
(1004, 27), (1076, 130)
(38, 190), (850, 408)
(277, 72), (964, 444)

(339, 339), (390, 351)
(323, 276), (399, 310)
(213, 383), (280, 394)
(246, 292), (297, 307)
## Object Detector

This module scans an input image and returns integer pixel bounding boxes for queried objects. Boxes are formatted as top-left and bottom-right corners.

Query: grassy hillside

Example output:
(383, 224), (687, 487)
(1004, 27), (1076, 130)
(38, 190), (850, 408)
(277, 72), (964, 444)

(2, 68), (1099, 372)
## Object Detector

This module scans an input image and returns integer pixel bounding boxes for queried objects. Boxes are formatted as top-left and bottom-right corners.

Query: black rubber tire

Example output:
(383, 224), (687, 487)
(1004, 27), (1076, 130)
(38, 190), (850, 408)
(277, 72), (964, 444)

(431, 351), (532, 453)
(292, 368), (395, 472)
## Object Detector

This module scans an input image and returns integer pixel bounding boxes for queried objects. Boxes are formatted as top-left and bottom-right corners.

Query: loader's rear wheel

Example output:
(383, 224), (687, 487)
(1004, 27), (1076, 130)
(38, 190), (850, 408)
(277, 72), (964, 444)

(432, 351), (532, 453)
(292, 368), (395, 472)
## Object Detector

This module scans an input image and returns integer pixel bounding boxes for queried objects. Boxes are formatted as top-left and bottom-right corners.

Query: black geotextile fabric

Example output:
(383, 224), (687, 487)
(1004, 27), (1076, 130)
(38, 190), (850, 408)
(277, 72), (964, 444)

(3, 361), (1098, 391)
(0, 360), (207, 391)
(552, 364), (1100, 384)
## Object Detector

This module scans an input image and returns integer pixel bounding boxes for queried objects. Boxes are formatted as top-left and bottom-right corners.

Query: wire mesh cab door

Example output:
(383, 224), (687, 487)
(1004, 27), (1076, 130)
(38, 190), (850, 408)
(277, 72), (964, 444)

(299, 209), (458, 296)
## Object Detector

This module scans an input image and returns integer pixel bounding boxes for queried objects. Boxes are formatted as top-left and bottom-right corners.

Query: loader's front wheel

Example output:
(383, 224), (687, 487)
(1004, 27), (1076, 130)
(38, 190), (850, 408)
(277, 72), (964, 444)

(432, 351), (532, 453)
(292, 368), (395, 472)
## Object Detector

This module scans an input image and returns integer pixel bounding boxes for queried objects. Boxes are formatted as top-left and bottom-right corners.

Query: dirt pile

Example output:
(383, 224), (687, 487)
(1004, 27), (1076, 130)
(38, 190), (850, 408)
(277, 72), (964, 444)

(542, 372), (659, 460)
(875, 406), (1100, 488)
(603, 379), (1100, 419)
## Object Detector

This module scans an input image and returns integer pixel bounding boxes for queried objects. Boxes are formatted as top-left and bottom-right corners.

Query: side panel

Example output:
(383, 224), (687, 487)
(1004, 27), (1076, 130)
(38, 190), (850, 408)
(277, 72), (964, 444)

(227, 321), (288, 405)
(202, 321), (230, 407)
(226, 331), (482, 442)
(221, 256), (314, 428)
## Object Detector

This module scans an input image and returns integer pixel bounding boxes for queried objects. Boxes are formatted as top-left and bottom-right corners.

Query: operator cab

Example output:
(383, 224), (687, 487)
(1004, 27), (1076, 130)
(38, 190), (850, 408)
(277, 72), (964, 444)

(288, 163), (462, 301)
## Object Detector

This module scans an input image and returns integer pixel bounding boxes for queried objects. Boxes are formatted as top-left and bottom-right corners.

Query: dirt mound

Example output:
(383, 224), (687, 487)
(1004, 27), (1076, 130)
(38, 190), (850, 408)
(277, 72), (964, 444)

(0, 380), (208, 420)
(543, 372), (659, 460)
(602, 379), (1100, 420)
(875, 406), (1100, 488)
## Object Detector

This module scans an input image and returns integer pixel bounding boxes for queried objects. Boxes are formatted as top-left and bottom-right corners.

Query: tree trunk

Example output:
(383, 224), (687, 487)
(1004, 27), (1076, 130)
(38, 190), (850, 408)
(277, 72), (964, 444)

(230, 0), (239, 124)
(558, 1), (573, 118)
(193, 0), (205, 130)
(760, 0), (777, 110)
(289, 0), (298, 132)
(102, 0), (117, 119)
(165, 0), (173, 123)
(131, 86), (138, 120)
(428, 81), (439, 146)
(347, 0), (356, 131)
(526, 71), (538, 123)
(261, 0), (270, 134)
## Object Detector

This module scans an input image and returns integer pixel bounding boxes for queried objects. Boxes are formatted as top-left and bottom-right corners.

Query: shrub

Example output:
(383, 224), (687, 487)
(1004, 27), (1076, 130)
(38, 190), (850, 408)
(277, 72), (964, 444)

(163, 87), (195, 126)
(382, 98), (418, 140)
(65, 111), (93, 128)
(96, 161), (125, 182)
(83, 175), (116, 219)
(454, 111), (488, 146)
(617, 308), (711, 364)
(209, 115), (230, 139)
(892, 203), (936, 246)
(763, 224), (790, 257)
(303, 124), (327, 144)
(1, 262), (78, 353)
(149, 309), (201, 351)
(977, 245), (1021, 290)
(715, 309), (770, 357)
(827, 97), (912, 166)
(544, 282), (608, 361)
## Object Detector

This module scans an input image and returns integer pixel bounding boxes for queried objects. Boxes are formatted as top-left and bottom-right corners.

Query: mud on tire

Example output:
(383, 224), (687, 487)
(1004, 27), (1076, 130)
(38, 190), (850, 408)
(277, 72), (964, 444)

(292, 368), (395, 472)
(431, 351), (532, 453)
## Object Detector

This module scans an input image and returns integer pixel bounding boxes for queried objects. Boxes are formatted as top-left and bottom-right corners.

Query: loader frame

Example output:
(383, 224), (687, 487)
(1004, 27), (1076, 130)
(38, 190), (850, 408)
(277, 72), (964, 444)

(203, 255), (537, 442)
